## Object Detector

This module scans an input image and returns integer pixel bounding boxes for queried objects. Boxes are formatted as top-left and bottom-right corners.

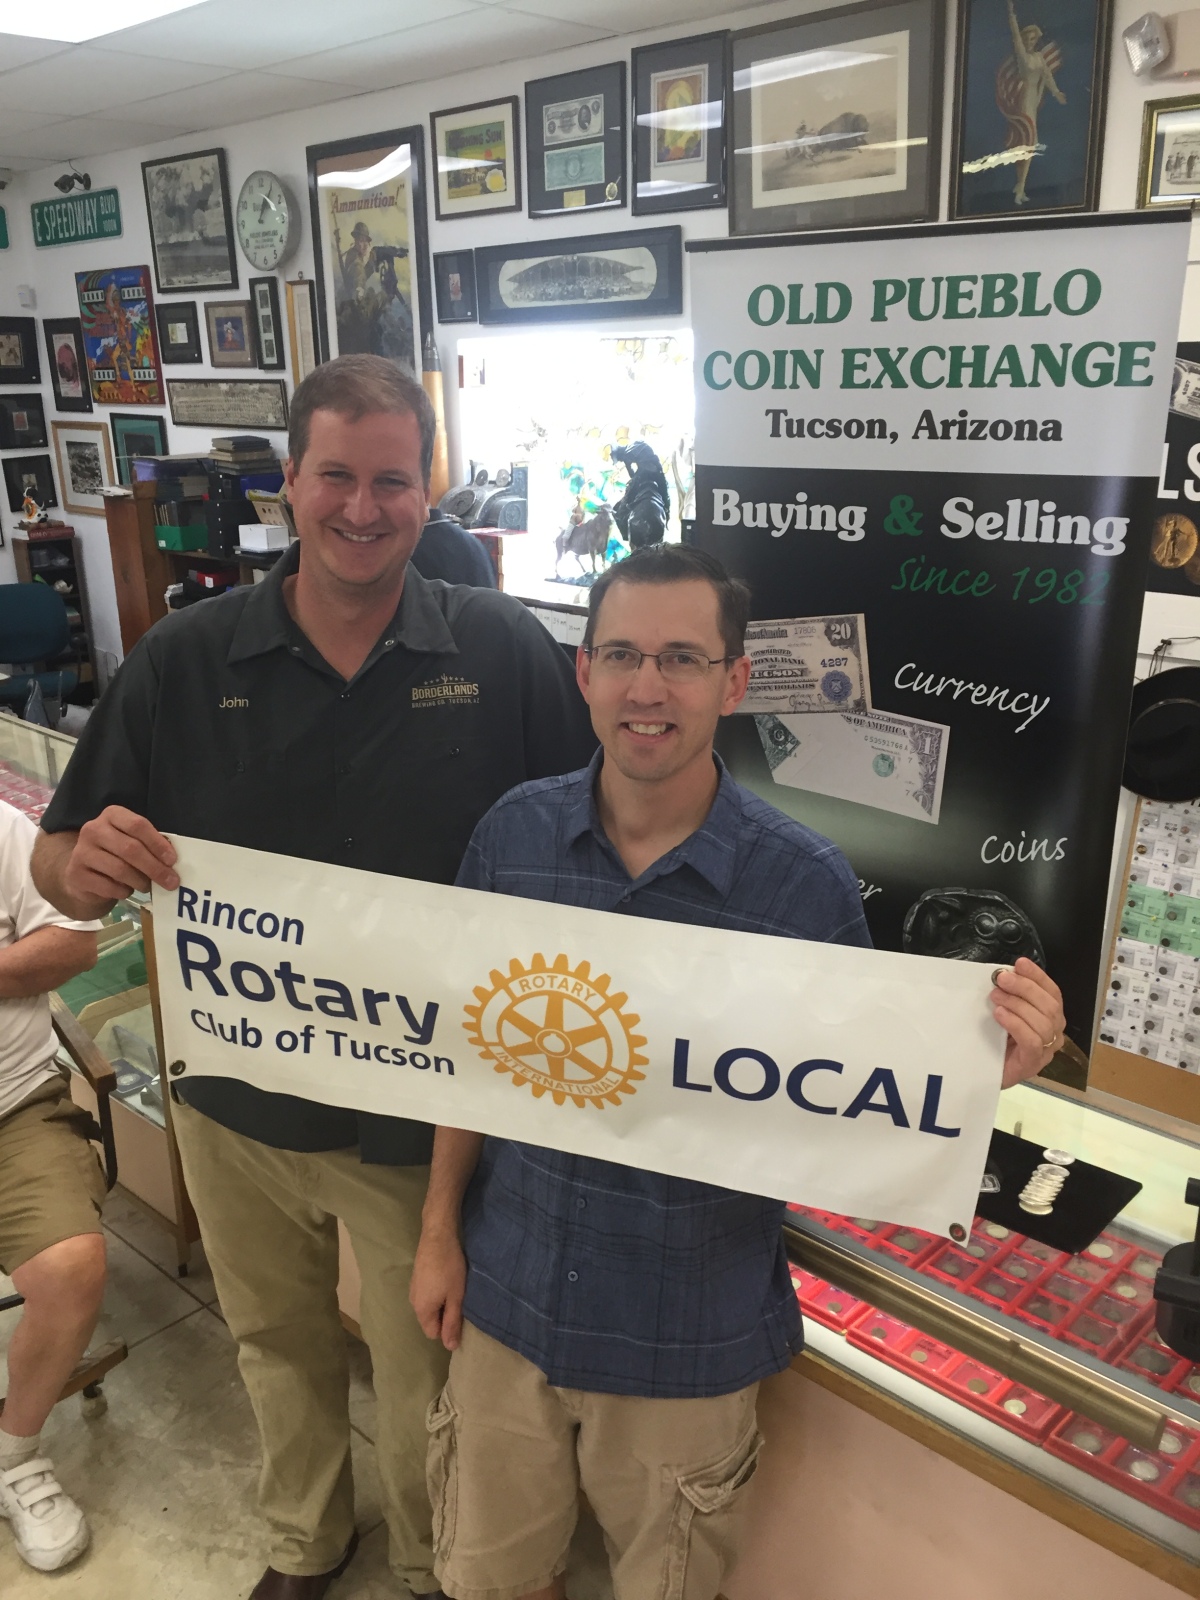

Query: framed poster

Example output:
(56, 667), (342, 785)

(431, 97), (521, 220)
(1139, 94), (1200, 208)
(42, 318), (91, 411)
(166, 378), (288, 431)
(110, 412), (168, 485)
(74, 265), (163, 405)
(51, 420), (114, 516)
(730, 0), (944, 236)
(951, 0), (1110, 219)
(0, 393), (47, 450)
(155, 299), (202, 364)
(204, 299), (257, 368)
(3, 454), (57, 515)
(141, 147), (238, 292)
(250, 277), (285, 370)
(433, 251), (478, 323)
(632, 31), (728, 214)
(0, 317), (40, 385)
(475, 226), (682, 325)
(286, 277), (319, 383)
(526, 61), (626, 216)
(306, 125), (433, 372)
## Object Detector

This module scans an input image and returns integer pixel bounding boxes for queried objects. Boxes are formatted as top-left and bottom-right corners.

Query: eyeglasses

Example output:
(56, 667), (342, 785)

(585, 644), (737, 682)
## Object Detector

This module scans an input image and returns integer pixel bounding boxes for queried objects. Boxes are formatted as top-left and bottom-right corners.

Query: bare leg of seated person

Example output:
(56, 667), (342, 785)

(518, 1579), (567, 1600)
(0, 1234), (106, 1571)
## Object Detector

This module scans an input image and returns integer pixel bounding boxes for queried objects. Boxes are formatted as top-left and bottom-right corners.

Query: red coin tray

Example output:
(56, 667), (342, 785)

(1118, 1331), (1194, 1392)
(787, 1266), (867, 1332)
(1046, 1413), (1200, 1529)
(1077, 1233), (1135, 1274)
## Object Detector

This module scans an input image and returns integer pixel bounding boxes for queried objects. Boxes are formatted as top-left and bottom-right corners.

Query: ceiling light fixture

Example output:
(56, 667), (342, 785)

(0, 0), (207, 44)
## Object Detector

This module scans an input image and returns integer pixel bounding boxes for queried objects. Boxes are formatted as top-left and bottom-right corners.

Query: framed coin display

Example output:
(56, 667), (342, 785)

(250, 277), (285, 371)
(525, 61), (626, 217)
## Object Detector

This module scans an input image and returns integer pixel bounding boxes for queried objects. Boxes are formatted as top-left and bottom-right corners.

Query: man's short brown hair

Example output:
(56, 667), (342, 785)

(585, 543), (752, 658)
(288, 354), (436, 484)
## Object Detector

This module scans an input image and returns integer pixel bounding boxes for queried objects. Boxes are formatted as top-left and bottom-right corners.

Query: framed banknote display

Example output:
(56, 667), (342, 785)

(431, 96), (521, 220)
(729, 0), (944, 236)
(632, 32), (728, 214)
(525, 61), (626, 216)
(306, 125), (433, 372)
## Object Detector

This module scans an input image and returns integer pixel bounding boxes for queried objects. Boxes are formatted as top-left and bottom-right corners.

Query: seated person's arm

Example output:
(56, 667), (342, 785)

(410, 1127), (485, 1353)
(0, 923), (96, 997)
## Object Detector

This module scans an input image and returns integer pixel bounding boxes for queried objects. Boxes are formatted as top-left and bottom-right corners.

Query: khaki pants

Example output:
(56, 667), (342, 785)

(428, 1322), (763, 1600)
(173, 1099), (449, 1586)
(0, 1074), (105, 1274)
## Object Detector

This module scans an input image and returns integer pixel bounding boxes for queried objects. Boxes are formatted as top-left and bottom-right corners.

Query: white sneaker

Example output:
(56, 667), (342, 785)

(0, 1455), (90, 1571)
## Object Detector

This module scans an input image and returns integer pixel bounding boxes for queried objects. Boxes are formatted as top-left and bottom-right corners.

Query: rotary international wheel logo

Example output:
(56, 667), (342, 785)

(463, 953), (648, 1109)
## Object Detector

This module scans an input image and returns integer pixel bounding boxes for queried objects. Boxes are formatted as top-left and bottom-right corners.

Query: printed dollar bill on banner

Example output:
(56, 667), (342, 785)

(742, 614), (871, 715)
(152, 836), (1007, 1237)
(1172, 356), (1200, 421)
(755, 709), (949, 824)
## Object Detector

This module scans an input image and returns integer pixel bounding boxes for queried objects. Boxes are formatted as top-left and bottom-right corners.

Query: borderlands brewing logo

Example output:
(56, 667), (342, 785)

(464, 953), (647, 1108)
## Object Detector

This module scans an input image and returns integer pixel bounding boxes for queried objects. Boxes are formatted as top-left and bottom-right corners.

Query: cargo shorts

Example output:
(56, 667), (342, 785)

(427, 1321), (763, 1600)
(0, 1074), (105, 1275)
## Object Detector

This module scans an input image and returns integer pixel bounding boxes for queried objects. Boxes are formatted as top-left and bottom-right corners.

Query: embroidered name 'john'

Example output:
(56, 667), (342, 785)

(412, 676), (480, 709)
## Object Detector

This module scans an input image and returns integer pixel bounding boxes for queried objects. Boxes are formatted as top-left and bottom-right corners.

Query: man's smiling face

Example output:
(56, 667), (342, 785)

(285, 407), (427, 598)
(577, 577), (750, 786)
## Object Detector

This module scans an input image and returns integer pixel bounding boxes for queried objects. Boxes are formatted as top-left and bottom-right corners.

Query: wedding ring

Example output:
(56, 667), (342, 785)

(1043, 1031), (1060, 1051)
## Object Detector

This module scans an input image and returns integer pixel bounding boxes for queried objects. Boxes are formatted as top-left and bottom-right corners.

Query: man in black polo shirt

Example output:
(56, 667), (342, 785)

(32, 354), (594, 1600)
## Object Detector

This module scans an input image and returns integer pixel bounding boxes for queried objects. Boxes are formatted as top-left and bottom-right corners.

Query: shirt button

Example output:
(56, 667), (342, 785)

(340, 690), (351, 700)
(576, 1197), (586, 1209)
(384, 639), (395, 648)
(290, 645), (301, 656)
(342, 837), (353, 850)
(567, 1270), (579, 1283)
(235, 760), (245, 773)
(339, 765), (351, 777)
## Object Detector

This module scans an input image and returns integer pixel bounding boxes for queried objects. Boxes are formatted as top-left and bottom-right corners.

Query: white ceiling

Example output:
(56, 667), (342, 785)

(0, 0), (765, 168)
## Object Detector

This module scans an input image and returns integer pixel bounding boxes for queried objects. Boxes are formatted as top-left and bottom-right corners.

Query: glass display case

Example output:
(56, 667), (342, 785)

(785, 1076), (1200, 1577)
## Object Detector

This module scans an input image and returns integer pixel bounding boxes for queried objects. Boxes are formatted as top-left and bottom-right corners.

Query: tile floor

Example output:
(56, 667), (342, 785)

(0, 1186), (613, 1598)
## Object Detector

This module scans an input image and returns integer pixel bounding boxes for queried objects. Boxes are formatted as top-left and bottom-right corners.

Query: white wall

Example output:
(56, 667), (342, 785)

(1, 0), (1198, 663)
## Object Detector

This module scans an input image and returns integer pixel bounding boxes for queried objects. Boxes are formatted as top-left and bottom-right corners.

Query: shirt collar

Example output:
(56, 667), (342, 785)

(565, 747), (742, 896)
(227, 542), (460, 665)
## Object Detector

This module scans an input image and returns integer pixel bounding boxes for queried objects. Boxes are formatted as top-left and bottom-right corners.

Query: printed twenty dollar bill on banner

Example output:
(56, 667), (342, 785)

(755, 708), (949, 825)
(153, 835), (1007, 1237)
(742, 614), (871, 715)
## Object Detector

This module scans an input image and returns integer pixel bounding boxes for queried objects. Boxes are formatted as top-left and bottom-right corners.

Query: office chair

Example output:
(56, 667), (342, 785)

(0, 584), (80, 725)
(0, 995), (127, 1418)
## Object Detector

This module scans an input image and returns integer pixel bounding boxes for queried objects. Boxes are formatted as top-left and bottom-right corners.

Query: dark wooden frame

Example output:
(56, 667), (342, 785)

(433, 251), (478, 323)
(0, 316), (41, 385)
(525, 60), (627, 217)
(110, 412), (168, 486)
(430, 95), (522, 221)
(155, 300), (202, 365)
(306, 124), (434, 367)
(3, 453), (57, 514)
(474, 225), (683, 326)
(949, 0), (1111, 220)
(165, 378), (289, 431)
(0, 392), (47, 450)
(729, 0), (944, 237)
(42, 318), (92, 411)
(249, 276), (286, 370)
(632, 30), (729, 215)
(204, 299), (258, 368)
(141, 146), (238, 294)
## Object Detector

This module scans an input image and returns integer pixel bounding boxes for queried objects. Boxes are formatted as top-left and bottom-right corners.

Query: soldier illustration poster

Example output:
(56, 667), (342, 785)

(951, 0), (1110, 218)
(74, 265), (163, 405)
(311, 137), (420, 373)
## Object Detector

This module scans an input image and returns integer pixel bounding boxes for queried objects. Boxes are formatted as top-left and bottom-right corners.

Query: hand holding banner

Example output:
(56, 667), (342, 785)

(153, 835), (1007, 1236)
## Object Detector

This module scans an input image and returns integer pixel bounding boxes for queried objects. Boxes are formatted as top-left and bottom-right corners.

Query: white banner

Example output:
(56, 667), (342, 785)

(693, 214), (1189, 477)
(152, 836), (1007, 1236)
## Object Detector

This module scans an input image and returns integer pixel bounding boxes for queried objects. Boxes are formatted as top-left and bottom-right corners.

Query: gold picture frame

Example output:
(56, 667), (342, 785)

(51, 420), (115, 517)
(1138, 93), (1200, 207)
(286, 277), (319, 383)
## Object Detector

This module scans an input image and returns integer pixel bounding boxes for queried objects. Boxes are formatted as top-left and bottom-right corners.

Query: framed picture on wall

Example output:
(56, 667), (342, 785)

(286, 277), (319, 383)
(142, 147), (239, 292)
(1139, 94), (1200, 207)
(632, 31), (728, 214)
(0, 317), (40, 385)
(51, 420), (115, 516)
(3, 454), (57, 515)
(525, 61), (626, 216)
(205, 299), (257, 367)
(42, 319), (92, 411)
(75, 265), (163, 405)
(474, 226), (682, 325)
(431, 97), (522, 221)
(110, 412), (168, 484)
(250, 277), (285, 370)
(306, 125), (433, 372)
(729, 0), (944, 236)
(155, 299), (202, 364)
(433, 251), (478, 323)
(166, 378), (288, 431)
(950, 0), (1111, 219)
(0, 393), (47, 450)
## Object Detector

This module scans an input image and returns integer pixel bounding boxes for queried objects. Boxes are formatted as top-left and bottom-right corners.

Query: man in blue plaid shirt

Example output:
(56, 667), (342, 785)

(411, 544), (1064, 1600)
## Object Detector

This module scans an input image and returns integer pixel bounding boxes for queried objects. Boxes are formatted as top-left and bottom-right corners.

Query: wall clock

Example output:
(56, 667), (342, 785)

(236, 170), (299, 271)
